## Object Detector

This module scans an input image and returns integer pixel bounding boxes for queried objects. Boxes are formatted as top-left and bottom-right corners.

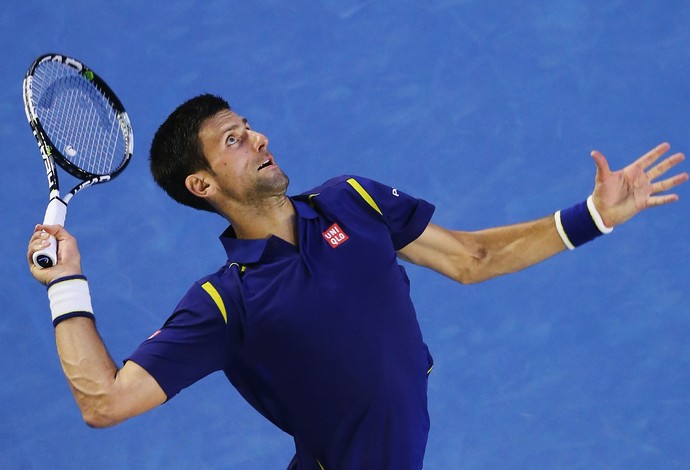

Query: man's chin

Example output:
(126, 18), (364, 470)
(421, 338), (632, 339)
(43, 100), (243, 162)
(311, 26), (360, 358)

(256, 169), (289, 196)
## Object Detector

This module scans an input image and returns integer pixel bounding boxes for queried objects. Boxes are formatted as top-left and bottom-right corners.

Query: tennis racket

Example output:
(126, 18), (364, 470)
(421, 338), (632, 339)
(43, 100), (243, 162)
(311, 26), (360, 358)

(23, 53), (133, 268)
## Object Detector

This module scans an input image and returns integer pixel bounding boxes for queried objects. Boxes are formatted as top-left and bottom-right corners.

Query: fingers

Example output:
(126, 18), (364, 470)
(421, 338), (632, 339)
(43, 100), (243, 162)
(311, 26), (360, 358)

(634, 142), (672, 170)
(594, 143), (675, 175)
(645, 147), (689, 200)
(27, 223), (81, 273)
(650, 172), (690, 195)
(647, 194), (680, 207)
(34, 223), (76, 244)
(29, 224), (73, 259)
(594, 142), (687, 189)
(28, 228), (51, 260)
(645, 147), (688, 205)
(646, 152), (686, 180)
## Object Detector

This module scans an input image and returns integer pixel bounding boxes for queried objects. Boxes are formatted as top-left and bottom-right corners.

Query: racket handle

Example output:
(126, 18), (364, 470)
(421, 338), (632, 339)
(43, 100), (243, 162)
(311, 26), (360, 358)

(33, 198), (67, 269)
(34, 236), (58, 268)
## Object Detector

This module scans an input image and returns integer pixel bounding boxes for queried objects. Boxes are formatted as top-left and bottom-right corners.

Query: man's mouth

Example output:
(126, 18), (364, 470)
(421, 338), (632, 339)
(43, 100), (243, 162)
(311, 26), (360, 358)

(258, 158), (273, 171)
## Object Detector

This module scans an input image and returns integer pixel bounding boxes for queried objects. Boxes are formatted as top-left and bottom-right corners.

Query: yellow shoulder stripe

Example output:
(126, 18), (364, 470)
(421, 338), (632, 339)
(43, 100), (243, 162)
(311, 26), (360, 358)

(346, 178), (382, 215)
(201, 281), (228, 324)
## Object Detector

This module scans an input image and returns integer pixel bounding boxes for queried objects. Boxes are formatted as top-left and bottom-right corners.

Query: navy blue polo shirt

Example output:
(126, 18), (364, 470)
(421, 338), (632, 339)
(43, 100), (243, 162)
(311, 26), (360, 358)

(127, 176), (435, 469)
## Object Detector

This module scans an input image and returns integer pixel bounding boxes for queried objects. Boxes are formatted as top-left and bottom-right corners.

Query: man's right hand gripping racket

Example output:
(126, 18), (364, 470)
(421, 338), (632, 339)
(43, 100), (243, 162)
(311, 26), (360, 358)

(23, 53), (133, 268)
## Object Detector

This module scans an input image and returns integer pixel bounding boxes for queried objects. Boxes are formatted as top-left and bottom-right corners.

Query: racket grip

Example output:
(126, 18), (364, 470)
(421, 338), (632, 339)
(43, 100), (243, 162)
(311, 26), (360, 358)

(34, 235), (58, 268)
(33, 198), (67, 269)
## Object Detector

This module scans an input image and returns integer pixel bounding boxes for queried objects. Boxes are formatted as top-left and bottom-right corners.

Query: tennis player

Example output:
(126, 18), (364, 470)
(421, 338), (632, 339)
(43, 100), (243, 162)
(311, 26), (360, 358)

(27, 94), (687, 469)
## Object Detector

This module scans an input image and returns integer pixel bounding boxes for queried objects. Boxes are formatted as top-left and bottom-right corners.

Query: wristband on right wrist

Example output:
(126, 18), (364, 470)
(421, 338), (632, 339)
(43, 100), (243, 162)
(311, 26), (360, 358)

(554, 195), (613, 250)
(47, 275), (95, 327)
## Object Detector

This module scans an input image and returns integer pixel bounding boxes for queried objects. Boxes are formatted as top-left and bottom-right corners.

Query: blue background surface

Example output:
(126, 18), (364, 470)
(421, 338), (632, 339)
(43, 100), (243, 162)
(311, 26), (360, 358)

(2, 1), (689, 468)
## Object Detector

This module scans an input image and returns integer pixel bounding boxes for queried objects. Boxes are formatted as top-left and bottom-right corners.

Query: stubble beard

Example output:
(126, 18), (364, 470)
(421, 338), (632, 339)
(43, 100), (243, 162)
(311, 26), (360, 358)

(249, 167), (290, 204)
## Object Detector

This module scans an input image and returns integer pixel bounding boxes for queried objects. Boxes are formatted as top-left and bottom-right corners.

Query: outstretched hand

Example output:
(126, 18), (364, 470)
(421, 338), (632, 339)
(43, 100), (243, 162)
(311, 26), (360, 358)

(591, 142), (688, 228)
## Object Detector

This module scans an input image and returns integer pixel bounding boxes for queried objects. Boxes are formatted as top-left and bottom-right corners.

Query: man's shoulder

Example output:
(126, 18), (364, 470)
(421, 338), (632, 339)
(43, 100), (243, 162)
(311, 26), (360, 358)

(297, 175), (374, 197)
(178, 263), (244, 308)
(294, 175), (385, 216)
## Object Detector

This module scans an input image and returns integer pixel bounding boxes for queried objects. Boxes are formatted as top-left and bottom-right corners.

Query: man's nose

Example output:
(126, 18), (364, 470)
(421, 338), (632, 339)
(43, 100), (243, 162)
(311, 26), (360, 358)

(250, 130), (268, 152)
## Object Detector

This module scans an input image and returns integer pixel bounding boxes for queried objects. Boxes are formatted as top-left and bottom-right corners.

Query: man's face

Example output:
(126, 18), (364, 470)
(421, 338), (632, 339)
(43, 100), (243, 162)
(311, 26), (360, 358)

(197, 109), (288, 204)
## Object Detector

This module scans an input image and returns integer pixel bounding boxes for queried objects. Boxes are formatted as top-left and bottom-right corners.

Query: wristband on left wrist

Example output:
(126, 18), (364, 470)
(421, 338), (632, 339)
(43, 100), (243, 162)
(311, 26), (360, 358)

(554, 195), (613, 250)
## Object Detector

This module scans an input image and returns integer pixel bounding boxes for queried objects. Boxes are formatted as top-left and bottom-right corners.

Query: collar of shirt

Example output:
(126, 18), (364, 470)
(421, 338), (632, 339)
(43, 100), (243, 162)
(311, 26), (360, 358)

(218, 198), (319, 264)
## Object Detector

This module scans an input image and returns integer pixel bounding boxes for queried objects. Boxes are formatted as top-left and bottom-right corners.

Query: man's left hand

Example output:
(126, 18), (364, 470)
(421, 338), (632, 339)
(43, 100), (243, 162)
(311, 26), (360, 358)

(591, 142), (688, 227)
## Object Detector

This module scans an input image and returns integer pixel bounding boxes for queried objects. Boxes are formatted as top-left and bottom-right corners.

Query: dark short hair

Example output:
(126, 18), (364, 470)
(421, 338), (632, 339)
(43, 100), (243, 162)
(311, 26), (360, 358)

(149, 94), (231, 212)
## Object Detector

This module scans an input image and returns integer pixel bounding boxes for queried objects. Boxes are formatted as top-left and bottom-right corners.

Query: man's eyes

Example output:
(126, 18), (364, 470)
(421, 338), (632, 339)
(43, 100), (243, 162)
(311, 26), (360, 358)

(226, 127), (251, 146)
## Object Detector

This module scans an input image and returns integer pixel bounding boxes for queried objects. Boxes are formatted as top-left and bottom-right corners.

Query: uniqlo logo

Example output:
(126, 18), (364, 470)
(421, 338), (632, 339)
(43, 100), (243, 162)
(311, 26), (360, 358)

(322, 223), (349, 248)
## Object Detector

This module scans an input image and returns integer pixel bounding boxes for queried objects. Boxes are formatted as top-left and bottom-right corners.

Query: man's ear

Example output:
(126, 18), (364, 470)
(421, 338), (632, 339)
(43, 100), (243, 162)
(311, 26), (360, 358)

(185, 172), (213, 199)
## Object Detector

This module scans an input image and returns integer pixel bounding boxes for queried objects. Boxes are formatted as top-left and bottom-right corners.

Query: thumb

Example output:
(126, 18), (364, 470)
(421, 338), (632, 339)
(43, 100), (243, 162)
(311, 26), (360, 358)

(591, 150), (611, 183)
(39, 224), (70, 241)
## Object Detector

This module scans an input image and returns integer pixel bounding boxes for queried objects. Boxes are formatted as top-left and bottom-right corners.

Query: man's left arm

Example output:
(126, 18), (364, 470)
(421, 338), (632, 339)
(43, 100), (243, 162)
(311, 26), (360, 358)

(398, 142), (688, 284)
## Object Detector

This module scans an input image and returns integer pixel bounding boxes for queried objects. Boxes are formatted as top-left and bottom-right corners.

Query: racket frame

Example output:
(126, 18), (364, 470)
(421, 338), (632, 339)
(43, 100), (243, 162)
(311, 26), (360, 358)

(23, 53), (133, 268)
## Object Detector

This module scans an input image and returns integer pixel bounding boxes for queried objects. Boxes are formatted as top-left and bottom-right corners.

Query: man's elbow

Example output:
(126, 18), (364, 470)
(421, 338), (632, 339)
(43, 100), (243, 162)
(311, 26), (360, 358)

(83, 411), (125, 428)
(449, 250), (493, 285)
(80, 400), (124, 428)
(82, 410), (117, 428)
(451, 270), (487, 285)
(83, 415), (111, 428)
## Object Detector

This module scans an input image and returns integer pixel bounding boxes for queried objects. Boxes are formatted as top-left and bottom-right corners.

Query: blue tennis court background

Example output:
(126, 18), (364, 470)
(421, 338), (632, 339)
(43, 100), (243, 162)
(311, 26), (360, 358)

(2, 1), (689, 468)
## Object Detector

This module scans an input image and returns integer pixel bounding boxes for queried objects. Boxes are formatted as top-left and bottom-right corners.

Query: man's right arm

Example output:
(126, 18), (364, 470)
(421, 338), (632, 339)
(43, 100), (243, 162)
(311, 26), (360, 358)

(54, 317), (166, 427)
(28, 224), (166, 427)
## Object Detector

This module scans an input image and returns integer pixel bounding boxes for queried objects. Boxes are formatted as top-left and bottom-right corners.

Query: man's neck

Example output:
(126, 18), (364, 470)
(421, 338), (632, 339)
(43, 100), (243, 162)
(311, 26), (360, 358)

(224, 195), (298, 245)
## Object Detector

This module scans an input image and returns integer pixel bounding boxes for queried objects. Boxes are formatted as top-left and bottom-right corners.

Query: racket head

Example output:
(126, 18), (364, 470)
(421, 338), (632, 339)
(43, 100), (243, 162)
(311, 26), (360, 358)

(23, 53), (133, 181)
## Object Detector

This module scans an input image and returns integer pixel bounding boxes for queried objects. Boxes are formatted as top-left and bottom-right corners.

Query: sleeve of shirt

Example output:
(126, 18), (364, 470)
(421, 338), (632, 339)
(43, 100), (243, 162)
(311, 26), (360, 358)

(125, 281), (229, 400)
(346, 176), (435, 250)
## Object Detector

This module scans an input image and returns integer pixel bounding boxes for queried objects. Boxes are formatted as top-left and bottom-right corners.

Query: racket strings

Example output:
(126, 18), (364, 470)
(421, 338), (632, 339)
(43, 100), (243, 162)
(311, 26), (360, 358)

(30, 61), (129, 177)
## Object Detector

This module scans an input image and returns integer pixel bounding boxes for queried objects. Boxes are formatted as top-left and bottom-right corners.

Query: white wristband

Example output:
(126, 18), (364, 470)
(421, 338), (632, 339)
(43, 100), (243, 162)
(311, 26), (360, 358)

(47, 275), (94, 326)
(553, 210), (575, 251)
(586, 195), (614, 234)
